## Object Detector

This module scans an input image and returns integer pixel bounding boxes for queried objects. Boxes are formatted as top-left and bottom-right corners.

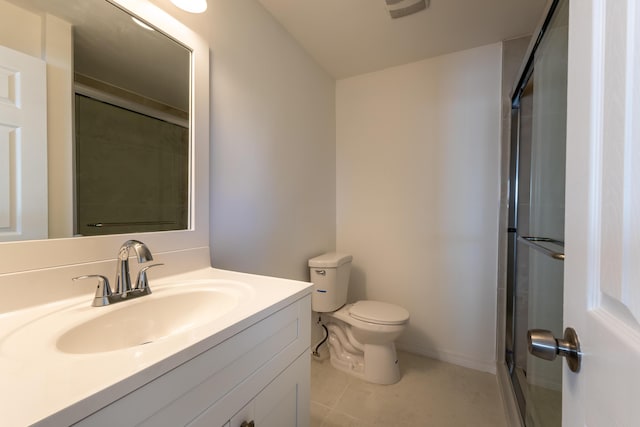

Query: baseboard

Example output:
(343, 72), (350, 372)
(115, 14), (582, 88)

(396, 342), (497, 374)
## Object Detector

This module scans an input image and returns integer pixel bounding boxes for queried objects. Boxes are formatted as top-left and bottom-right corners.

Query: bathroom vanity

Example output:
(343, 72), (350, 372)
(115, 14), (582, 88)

(0, 266), (312, 426)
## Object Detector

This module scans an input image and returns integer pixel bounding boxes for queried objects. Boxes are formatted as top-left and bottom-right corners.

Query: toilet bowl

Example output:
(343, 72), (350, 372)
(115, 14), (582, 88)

(308, 253), (410, 385)
(323, 300), (409, 384)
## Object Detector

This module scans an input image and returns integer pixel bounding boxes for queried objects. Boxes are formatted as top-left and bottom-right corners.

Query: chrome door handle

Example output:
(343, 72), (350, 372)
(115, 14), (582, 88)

(527, 327), (582, 373)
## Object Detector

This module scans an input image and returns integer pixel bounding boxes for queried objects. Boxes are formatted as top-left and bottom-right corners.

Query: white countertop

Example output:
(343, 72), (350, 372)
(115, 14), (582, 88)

(0, 267), (312, 426)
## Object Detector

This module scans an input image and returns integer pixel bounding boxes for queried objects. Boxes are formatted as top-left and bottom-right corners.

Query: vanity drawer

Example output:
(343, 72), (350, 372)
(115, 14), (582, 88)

(73, 295), (310, 427)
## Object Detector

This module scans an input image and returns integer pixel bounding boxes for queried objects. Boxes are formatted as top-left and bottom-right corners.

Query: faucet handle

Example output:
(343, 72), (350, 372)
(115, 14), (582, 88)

(73, 275), (113, 307)
(135, 263), (164, 293)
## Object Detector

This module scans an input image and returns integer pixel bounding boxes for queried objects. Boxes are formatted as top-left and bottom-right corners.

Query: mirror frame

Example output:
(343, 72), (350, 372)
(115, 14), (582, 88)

(0, 0), (210, 274)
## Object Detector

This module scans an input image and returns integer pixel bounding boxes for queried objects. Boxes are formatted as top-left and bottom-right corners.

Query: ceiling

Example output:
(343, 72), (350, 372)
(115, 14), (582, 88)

(7, 0), (547, 104)
(256, 0), (547, 79)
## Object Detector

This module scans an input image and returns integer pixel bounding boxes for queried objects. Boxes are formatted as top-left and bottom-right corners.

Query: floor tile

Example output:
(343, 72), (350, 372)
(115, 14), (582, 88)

(310, 351), (507, 427)
(320, 410), (371, 427)
(310, 356), (350, 407)
(311, 402), (331, 427)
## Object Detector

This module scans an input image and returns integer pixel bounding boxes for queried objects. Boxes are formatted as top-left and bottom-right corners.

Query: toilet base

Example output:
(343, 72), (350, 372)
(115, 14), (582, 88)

(363, 343), (401, 384)
(328, 341), (401, 385)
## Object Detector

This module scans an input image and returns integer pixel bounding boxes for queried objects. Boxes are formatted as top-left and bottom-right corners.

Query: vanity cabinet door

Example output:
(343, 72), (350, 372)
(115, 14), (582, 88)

(228, 400), (253, 427)
(227, 352), (310, 427)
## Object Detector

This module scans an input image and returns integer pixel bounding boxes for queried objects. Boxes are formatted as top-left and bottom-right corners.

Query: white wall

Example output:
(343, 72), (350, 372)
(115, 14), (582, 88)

(150, 0), (337, 282)
(150, 1), (504, 372)
(336, 44), (502, 372)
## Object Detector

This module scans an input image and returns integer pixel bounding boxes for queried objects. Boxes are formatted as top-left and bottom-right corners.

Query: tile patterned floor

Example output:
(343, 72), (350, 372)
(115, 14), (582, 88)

(310, 351), (508, 427)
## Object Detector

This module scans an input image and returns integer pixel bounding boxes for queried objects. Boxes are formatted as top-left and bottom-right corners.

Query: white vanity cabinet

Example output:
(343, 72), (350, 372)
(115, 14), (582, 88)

(212, 351), (308, 427)
(72, 295), (311, 427)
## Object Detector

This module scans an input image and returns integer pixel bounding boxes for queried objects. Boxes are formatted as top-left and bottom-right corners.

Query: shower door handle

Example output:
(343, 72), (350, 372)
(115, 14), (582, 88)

(527, 327), (582, 373)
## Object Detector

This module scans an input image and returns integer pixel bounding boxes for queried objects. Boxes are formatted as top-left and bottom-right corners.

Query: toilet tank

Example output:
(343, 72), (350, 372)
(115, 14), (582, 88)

(308, 253), (353, 312)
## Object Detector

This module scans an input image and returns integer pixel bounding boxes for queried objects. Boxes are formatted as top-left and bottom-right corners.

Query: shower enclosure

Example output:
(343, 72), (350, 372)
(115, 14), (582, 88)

(505, 0), (568, 425)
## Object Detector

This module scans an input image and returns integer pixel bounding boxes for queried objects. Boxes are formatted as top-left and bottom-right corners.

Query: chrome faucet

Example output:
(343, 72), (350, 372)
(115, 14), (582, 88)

(73, 240), (162, 307)
(115, 240), (154, 296)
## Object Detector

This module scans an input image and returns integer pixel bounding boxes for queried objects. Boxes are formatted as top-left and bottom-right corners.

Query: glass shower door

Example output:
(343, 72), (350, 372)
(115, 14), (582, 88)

(506, 0), (568, 425)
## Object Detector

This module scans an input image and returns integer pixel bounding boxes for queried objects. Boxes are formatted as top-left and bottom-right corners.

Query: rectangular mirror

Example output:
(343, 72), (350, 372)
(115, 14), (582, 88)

(0, 0), (209, 276)
(0, 0), (191, 241)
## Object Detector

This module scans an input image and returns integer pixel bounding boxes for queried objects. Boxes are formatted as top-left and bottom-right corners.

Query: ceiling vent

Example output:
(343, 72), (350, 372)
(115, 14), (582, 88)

(384, 0), (429, 19)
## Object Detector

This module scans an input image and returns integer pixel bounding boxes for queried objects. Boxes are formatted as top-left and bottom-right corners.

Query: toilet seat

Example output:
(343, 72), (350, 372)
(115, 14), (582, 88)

(349, 300), (409, 325)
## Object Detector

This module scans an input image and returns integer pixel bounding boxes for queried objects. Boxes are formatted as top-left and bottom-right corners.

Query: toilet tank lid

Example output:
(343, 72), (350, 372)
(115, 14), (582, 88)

(308, 252), (353, 268)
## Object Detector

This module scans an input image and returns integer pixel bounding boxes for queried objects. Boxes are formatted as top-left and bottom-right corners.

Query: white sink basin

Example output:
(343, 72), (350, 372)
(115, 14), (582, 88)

(57, 289), (238, 354)
(0, 279), (253, 357)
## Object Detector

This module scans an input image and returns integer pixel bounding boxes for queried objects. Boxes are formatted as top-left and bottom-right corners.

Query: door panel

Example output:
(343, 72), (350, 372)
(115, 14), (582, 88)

(564, 0), (640, 425)
(0, 44), (47, 241)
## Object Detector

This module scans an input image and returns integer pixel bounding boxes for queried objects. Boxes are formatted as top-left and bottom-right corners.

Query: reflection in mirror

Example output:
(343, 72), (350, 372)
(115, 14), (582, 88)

(0, 0), (191, 241)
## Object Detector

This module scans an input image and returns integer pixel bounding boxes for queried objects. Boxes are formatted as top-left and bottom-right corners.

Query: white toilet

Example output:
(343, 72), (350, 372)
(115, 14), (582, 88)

(309, 252), (409, 385)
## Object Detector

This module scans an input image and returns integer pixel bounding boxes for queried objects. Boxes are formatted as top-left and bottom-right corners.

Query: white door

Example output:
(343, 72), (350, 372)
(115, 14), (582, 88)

(564, 0), (640, 425)
(0, 44), (47, 241)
